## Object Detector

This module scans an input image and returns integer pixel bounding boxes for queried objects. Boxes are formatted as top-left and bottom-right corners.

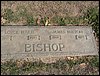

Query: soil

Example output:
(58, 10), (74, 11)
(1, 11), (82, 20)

(1, 1), (99, 75)
(1, 1), (99, 25)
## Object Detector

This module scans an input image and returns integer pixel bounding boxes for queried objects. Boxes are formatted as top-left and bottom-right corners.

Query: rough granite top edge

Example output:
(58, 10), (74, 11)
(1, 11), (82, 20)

(1, 24), (89, 26)
(1, 25), (92, 28)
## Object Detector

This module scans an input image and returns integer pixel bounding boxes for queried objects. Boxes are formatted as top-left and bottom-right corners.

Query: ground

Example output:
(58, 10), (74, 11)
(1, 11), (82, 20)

(1, 1), (99, 75)
(1, 56), (99, 75)
(1, 1), (99, 25)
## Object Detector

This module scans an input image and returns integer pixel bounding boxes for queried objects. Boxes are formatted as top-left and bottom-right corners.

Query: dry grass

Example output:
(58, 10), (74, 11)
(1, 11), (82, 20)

(1, 56), (99, 75)
(1, 1), (99, 75)
(1, 1), (99, 25)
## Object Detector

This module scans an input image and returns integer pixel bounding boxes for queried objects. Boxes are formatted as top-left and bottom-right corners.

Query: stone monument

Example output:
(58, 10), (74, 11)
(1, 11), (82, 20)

(1, 26), (98, 62)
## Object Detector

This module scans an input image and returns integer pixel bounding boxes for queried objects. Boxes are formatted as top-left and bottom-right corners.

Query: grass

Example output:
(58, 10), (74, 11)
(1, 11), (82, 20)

(1, 56), (99, 75)
(26, 15), (34, 25)
(17, 6), (34, 25)
(56, 17), (66, 26)
(1, 7), (86, 26)
(1, 8), (88, 26)
(3, 7), (35, 25)
(89, 56), (99, 67)
(3, 8), (19, 23)
(83, 7), (99, 38)
(1, 2), (99, 75)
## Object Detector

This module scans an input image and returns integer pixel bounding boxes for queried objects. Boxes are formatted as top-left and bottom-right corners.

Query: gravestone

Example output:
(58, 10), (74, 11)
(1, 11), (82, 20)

(1, 26), (98, 62)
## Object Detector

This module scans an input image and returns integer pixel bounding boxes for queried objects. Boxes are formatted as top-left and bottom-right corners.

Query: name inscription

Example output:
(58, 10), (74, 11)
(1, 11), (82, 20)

(25, 43), (64, 52)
